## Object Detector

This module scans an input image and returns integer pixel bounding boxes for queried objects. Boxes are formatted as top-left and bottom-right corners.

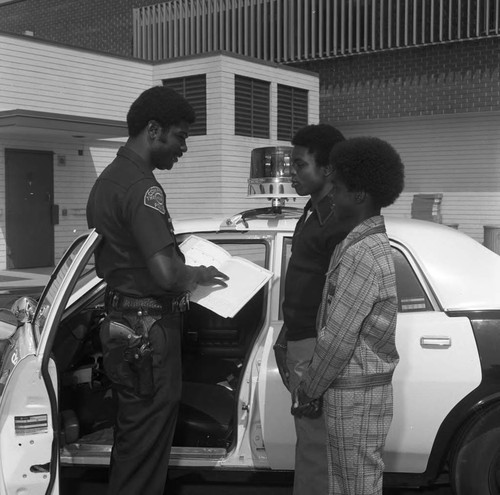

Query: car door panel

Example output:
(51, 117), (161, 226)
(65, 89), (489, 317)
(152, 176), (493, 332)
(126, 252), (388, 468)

(0, 232), (101, 491)
(0, 355), (58, 495)
(259, 321), (296, 470)
(259, 312), (481, 474)
(384, 312), (481, 473)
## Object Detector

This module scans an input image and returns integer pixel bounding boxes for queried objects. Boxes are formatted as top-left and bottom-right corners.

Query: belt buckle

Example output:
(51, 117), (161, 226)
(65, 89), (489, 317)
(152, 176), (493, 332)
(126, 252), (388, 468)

(174, 293), (190, 312)
(110, 293), (120, 309)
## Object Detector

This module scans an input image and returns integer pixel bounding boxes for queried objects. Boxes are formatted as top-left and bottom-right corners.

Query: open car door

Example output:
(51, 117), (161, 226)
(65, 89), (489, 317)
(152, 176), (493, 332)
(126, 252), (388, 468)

(0, 354), (57, 494)
(256, 232), (296, 470)
(0, 231), (102, 495)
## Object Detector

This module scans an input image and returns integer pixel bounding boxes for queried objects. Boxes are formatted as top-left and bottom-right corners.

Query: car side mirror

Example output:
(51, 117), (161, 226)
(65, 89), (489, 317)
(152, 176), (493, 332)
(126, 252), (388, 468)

(10, 297), (38, 325)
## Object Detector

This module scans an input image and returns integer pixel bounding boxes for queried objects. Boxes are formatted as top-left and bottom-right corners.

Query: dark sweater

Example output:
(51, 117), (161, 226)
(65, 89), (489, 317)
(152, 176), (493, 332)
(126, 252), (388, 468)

(282, 192), (348, 341)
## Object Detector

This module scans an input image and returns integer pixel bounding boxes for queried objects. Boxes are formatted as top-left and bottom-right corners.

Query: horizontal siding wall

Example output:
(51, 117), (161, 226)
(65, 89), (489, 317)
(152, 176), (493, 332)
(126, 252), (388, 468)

(154, 56), (226, 220)
(1, 38), (319, 268)
(0, 34), (152, 119)
(383, 191), (500, 246)
(153, 53), (318, 219)
(0, 33), (149, 268)
(332, 113), (500, 243)
(0, 136), (121, 265)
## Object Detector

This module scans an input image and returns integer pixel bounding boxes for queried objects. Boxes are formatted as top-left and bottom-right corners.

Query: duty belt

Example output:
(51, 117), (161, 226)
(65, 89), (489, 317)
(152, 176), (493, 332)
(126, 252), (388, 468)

(105, 288), (190, 314)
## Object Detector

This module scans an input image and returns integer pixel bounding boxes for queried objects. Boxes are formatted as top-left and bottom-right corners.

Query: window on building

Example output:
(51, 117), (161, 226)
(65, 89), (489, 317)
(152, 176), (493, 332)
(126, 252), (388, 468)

(277, 84), (308, 141)
(162, 75), (206, 136)
(235, 75), (270, 138)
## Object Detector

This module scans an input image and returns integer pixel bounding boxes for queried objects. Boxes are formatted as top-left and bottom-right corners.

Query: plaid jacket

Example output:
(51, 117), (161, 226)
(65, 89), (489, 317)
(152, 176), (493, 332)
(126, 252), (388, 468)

(302, 215), (399, 399)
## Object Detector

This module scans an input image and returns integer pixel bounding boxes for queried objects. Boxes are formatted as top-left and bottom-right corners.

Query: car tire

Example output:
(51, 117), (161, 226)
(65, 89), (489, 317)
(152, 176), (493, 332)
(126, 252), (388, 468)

(451, 406), (500, 495)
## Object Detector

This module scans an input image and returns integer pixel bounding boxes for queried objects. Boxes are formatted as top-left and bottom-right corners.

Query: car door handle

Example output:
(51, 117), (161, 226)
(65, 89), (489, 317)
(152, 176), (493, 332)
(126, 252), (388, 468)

(420, 336), (452, 348)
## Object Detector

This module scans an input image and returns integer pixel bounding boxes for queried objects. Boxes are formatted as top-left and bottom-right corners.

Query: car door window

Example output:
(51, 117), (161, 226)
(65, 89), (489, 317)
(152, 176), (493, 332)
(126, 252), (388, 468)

(180, 237), (269, 358)
(392, 247), (433, 312)
(279, 238), (433, 317)
(221, 242), (267, 268)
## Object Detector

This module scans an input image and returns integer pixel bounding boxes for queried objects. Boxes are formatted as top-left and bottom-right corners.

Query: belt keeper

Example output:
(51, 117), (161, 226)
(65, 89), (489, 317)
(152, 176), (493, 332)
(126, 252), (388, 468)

(106, 289), (190, 313)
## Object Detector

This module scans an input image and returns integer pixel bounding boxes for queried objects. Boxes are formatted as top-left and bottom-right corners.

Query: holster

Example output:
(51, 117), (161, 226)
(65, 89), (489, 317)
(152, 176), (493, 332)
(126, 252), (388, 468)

(100, 319), (155, 398)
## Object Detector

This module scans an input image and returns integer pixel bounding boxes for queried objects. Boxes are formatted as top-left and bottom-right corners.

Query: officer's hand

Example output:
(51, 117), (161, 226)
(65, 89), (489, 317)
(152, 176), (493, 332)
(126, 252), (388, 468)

(198, 265), (229, 287)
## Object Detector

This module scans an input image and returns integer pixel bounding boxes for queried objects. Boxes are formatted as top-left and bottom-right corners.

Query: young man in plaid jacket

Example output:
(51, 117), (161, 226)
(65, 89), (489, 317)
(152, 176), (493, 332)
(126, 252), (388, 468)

(293, 137), (405, 495)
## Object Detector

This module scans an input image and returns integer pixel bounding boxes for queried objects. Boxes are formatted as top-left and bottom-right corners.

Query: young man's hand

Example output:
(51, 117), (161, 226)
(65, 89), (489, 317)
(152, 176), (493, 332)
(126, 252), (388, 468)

(273, 323), (290, 389)
(291, 386), (322, 419)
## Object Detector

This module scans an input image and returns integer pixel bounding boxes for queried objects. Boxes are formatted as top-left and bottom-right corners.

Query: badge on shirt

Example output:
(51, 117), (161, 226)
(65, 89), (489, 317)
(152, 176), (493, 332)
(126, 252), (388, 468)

(144, 186), (166, 214)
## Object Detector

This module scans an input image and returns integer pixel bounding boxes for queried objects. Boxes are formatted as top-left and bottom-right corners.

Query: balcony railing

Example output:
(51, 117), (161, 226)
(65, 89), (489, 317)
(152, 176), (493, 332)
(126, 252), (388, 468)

(133, 0), (500, 62)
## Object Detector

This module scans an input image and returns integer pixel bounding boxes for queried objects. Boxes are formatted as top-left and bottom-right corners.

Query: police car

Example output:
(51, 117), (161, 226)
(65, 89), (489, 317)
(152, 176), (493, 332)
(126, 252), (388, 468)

(1, 208), (500, 495)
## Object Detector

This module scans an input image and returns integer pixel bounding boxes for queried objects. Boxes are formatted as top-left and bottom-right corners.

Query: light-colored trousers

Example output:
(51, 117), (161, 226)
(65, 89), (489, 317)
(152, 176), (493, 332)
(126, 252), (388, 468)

(324, 384), (393, 495)
(287, 338), (329, 495)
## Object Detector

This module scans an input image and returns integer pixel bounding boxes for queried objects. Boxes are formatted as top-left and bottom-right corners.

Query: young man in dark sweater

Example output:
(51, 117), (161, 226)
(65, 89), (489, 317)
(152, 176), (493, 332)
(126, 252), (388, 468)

(273, 123), (348, 495)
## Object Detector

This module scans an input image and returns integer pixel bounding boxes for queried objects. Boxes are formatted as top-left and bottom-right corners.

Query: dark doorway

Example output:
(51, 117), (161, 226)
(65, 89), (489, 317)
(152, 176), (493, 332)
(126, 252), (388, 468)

(5, 149), (55, 269)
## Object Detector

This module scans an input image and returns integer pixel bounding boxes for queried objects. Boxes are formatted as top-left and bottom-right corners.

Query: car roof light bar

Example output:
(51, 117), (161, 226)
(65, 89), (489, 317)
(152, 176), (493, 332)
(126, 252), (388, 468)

(221, 146), (302, 229)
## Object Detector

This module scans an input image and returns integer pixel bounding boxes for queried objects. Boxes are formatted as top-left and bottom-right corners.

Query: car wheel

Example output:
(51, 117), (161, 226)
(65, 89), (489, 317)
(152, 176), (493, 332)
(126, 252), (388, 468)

(451, 406), (500, 495)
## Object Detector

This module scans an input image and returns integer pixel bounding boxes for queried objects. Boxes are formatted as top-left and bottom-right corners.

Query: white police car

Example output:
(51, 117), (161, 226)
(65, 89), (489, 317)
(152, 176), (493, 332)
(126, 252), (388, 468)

(1, 209), (500, 495)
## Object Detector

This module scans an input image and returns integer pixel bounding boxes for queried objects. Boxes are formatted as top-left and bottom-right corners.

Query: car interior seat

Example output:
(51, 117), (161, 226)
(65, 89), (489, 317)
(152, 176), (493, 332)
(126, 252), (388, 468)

(176, 289), (266, 447)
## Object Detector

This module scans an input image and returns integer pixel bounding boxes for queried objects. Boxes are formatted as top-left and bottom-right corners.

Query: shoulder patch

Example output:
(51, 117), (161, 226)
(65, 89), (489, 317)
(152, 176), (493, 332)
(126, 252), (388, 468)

(144, 186), (166, 214)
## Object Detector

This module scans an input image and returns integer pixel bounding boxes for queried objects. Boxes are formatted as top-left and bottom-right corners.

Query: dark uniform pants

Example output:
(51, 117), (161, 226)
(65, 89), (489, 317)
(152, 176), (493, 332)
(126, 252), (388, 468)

(102, 311), (182, 495)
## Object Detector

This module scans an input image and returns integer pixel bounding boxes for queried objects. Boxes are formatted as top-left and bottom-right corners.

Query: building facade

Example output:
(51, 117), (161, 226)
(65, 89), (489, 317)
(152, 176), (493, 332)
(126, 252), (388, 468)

(297, 37), (500, 241)
(0, 0), (151, 57)
(0, 32), (318, 269)
(1, 0), (500, 264)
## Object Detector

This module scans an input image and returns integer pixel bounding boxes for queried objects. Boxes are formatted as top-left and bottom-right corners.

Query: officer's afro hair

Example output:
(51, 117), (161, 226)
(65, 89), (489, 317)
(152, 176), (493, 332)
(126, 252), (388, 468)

(330, 137), (405, 209)
(292, 124), (345, 168)
(127, 86), (196, 137)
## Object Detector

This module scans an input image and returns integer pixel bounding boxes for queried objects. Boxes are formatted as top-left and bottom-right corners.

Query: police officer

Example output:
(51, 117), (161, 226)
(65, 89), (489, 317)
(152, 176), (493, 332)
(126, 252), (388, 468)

(86, 86), (228, 495)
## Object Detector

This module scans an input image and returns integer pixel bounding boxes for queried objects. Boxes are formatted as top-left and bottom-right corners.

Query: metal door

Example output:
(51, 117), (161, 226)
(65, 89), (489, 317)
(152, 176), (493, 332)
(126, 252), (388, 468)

(5, 149), (55, 268)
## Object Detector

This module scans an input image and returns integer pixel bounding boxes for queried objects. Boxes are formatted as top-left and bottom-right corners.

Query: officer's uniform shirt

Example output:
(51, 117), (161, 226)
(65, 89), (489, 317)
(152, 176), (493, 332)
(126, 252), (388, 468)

(87, 146), (182, 298)
(282, 191), (348, 341)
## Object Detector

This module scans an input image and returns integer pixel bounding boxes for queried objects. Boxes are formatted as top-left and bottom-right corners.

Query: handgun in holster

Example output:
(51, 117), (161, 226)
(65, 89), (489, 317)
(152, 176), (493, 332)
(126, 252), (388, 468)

(102, 320), (154, 398)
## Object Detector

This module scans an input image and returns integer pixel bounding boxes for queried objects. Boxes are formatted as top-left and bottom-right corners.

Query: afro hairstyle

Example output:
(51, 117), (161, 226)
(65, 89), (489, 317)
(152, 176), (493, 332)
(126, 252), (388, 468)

(330, 136), (405, 209)
(292, 123), (345, 168)
(127, 86), (196, 137)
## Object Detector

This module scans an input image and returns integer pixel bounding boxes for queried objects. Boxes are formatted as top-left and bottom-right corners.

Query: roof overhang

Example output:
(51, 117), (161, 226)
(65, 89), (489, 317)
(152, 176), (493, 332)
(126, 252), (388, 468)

(0, 109), (127, 140)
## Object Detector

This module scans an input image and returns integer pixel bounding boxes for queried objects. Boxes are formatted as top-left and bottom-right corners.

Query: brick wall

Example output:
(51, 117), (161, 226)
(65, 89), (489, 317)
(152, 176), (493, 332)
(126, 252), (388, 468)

(0, 0), (158, 57)
(292, 38), (500, 122)
(2, 1), (499, 117)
